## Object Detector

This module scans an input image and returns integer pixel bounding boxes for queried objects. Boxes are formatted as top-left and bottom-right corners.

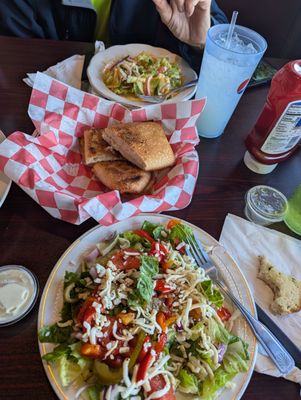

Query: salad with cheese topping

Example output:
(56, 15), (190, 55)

(39, 220), (249, 400)
(102, 52), (182, 98)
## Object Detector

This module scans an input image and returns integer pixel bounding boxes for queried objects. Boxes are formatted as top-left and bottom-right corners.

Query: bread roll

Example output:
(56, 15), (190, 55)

(102, 122), (175, 171)
(93, 160), (152, 194)
(82, 128), (123, 165)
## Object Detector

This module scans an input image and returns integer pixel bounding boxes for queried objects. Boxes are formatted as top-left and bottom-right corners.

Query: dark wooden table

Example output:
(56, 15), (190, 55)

(0, 35), (300, 399)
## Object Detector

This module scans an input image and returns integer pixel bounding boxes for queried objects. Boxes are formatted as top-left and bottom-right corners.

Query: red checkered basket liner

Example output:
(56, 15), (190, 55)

(0, 72), (205, 225)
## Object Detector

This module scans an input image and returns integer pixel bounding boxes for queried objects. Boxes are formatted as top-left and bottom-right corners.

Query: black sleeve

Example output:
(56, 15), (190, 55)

(0, 0), (59, 38)
(0, 0), (96, 41)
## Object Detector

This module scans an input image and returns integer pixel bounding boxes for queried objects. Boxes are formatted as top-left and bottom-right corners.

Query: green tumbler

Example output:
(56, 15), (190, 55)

(284, 184), (301, 235)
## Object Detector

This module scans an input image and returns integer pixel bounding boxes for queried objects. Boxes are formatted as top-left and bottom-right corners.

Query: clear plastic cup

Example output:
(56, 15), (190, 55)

(244, 185), (288, 226)
(196, 24), (267, 138)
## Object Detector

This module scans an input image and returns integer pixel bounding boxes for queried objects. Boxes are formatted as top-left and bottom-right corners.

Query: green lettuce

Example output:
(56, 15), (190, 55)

(141, 221), (165, 240)
(200, 338), (249, 400)
(128, 256), (159, 307)
(42, 344), (74, 363)
(169, 223), (193, 246)
(178, 369), (199, 394)
(38, 323), (73, 344)
(121, 231), (151, 250)
(201, 280), (223, 308)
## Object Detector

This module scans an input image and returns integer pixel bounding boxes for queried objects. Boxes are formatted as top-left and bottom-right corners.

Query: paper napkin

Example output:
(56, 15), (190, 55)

(23, 54), (85, 89)
(23, 40), (105, 90)
(220, 213), (301, 385)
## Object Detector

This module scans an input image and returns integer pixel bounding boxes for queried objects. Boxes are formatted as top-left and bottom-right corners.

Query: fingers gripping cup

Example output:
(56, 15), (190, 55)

(196, 23), (267, 138)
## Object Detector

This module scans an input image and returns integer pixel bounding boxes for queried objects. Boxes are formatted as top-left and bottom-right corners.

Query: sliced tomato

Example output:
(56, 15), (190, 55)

(80, 343), (105, 359)
(155, 279), (173, 294)
(82, 305), (96, 329)
(147, 374), (175, 400)
(149, 242), (168, 262)
(77, 297), (95, 324)
(134, 229), (155, 244)
(217, 306), (231, 322)
(111, 249), (141, 270)
(137, 350), (153, 382)
(154, 332), (167, 354)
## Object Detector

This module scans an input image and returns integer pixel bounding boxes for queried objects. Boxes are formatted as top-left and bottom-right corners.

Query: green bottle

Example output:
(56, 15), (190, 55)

(284, 184), (301, 235)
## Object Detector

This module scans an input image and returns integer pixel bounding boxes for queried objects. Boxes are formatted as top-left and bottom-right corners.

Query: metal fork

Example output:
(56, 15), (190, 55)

(136, 79), (198, 103)
(179, 227), (295, 375)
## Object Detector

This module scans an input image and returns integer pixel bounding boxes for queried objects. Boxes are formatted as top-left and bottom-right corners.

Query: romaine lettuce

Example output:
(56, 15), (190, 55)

(178, 369), (199, 394)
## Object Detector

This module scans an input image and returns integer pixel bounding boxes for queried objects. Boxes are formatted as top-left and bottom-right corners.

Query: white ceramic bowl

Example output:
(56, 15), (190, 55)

(87, 44), (198, 108)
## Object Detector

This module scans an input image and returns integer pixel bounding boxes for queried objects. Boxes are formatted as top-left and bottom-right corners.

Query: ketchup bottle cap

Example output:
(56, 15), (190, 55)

(244, 151), (278, 174)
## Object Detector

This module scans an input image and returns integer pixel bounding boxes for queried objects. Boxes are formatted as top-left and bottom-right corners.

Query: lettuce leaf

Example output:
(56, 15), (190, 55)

(141, 221), (165, 240)
(121, 231), (151, 250)
(201, 280), (223, 308)
(200, 337), (249, 400)
(169, 223), (193, 246)
(178, 369), (199, 394)
(38, 323), (73, 344)
(128, 256), (159, 307)
(42, 344), (73, 363)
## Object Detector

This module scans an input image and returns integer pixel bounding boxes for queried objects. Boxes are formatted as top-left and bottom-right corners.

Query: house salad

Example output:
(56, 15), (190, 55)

(38, 220), (249, 400)
(102, 52), (182, 98)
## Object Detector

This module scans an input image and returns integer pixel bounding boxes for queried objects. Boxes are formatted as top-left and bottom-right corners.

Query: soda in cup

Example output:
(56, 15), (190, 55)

(196, 24), (267, 138)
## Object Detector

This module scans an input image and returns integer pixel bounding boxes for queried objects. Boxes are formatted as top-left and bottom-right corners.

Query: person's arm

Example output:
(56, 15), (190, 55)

(0, 0), (57, 38)
(152, 0), (228, 71)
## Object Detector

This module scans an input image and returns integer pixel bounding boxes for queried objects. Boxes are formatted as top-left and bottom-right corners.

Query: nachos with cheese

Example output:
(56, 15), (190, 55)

(39, 220), (249, 400)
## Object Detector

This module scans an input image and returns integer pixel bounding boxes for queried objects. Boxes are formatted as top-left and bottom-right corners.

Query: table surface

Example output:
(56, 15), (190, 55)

(0, 35), (300, 400)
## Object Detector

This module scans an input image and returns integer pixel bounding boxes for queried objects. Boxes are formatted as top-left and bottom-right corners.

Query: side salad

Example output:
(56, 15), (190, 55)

(102, 52), (182, 98)
(39, 220), (249, 400)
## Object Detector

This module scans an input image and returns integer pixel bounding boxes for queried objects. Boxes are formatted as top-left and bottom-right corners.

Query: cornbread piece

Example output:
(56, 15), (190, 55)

(93, 160), (152, 194)
(82, 128), (123, 165)
(257, 256), (301, 315)
(102, 122), (175, 171)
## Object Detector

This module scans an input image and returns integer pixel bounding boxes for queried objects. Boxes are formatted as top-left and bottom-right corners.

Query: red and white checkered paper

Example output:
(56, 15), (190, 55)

(0, 72), (205, 225)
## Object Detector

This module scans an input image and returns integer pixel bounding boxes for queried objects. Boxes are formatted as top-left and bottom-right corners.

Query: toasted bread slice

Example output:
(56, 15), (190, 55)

(257, 256), (301, 315)
(102, 122), (175, 171)
(93, 160), (152, 194)
(82, 128), (123, 165)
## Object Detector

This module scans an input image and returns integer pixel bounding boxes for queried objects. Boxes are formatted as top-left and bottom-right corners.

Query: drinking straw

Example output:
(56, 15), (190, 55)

(225, 11), (238, 49)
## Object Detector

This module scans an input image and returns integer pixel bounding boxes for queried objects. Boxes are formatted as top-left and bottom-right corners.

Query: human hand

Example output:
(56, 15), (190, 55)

(152, 0), (211, 48)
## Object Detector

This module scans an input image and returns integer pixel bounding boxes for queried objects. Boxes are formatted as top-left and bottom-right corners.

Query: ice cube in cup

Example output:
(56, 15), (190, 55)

(195, 24), (267, 138)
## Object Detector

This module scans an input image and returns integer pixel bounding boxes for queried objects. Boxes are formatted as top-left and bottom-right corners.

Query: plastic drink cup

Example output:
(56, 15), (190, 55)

(284, 184), (301, 235)
(196, 24), (267, 138)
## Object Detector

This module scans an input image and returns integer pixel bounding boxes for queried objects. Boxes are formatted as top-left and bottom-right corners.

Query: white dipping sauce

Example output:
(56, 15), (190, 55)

(0, 266), (37, 325)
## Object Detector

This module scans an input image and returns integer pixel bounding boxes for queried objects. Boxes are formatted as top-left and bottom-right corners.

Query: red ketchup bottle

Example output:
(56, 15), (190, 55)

(244, 60), (301, 174)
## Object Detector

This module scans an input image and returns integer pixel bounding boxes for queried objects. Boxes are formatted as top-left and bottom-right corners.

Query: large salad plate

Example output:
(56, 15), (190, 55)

(87, 44), (198, 108)
(38, 213), (257, 400)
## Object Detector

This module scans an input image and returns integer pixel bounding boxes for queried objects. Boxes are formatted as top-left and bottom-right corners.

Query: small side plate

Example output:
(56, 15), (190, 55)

(0, 131), (12, 207)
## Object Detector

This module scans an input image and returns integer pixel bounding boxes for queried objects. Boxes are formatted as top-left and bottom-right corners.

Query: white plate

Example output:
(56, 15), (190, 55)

(87, 44), (198, 108)
(38, 213), (257, 400)
(0, 131), (12, 207)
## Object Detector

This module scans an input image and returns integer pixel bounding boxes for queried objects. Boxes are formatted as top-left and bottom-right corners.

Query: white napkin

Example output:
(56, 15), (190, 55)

(23, 54), (85, 89)
(23, 41), (105, 90)
(219, 213), (301, 385)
